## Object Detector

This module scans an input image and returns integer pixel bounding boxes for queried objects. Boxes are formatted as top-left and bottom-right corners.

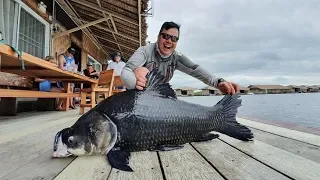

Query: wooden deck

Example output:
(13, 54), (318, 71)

(0, 110), (319, 180)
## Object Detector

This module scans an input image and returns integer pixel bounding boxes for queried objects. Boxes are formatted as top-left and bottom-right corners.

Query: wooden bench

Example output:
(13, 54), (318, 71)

(0, 89), (80, 98)
(0, 44), (98, 115)
(0, 89), (80, 116)
(112, 76), (126, 95)
(79, 70), (128, 114)
(79, 69), (115, 114)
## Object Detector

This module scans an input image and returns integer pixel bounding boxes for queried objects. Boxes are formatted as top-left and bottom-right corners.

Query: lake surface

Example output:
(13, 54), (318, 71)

(178, 93), (320, 135)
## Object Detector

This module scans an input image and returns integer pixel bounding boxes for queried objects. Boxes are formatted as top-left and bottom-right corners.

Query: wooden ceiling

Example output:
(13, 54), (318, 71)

(55, 0), (150, 60)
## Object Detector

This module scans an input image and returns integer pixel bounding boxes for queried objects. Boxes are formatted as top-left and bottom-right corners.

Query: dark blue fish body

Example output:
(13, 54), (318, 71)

(93, 69), (253, 152)
(53, 68), (253, 172)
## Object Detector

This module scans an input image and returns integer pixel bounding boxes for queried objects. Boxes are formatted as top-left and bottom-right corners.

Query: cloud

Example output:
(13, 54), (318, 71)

(146, 0), (320, 88)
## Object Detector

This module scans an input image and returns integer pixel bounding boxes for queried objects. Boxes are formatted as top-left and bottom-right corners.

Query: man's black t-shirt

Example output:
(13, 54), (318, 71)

(83, 69), (99, 88)
(83, 69), (99, 79)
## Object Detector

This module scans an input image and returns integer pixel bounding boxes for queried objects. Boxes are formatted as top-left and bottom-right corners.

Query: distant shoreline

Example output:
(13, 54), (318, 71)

(237, 115), (320, 136)
(177, 92), (320, 97)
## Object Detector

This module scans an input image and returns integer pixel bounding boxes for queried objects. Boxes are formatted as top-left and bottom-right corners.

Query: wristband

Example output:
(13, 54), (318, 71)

(216, 78), (226, 87)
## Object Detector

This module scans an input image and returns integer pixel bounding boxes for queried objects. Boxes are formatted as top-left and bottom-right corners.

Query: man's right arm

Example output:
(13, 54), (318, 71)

(121, 46), (147, 89)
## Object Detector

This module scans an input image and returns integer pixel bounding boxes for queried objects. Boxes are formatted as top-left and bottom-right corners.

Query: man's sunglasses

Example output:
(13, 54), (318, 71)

(160, 33), (179, 42)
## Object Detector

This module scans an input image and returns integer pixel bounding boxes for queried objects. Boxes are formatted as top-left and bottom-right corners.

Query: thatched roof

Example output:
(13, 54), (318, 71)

(239, 86), (249, 91)
(175, 87), (197, 91)
(55, 0), (149, 60)
(201, 86), (219, 90)
(248, 85), (290, 90)
(287, 85), (308, 90)
(307, 85), (320, 89)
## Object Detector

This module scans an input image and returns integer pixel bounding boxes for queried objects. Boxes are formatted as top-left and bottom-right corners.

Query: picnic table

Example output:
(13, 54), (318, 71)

(0, 44), (98, 113)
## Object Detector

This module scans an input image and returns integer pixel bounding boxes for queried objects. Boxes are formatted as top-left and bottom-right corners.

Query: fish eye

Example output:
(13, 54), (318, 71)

(68, 136), (75, 145)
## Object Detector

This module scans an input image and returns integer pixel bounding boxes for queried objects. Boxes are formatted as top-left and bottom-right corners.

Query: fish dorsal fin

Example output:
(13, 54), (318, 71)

(144, 68), (177, 99)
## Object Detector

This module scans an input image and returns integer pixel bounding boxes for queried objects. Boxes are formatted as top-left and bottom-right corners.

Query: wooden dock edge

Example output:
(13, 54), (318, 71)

(236, 117), (320, 147)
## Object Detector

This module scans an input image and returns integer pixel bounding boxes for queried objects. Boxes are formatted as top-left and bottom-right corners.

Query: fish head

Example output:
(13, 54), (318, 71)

(52, 111), (118, 158)
(52, 127), (88, 158)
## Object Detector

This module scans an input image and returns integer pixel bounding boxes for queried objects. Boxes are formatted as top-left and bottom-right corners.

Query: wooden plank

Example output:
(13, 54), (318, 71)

(0, 111), (78, 135)
(191, 140), (291, 180)
(237, 117), (320, 146)
(1, 69), (97, 82)
(0, 109), (78, 126)
(158, 143), (224, 180)
(0, 116), (77, 144)
(0, 120), (75, 178)
(108, 151), (163, 180)
(250, 128), (320, 163)
(0, 44), (98, 84)
(2, 150), (75, 180)
(0, 89), (80, 98)
(53, 155), (111, 180)
(219, 134), (320, 180)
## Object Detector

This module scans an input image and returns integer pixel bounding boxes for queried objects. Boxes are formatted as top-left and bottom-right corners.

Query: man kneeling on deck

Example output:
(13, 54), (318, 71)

(121, 21), (239, 94)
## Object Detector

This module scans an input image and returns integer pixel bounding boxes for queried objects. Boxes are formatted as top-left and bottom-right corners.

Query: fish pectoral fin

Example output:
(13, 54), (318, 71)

(144, 67), (177, 99)
(193, 133), (219, 142)
(148, 144), (184, 152)
(220, 122), (254, 141)
(106, 148), (133, 172)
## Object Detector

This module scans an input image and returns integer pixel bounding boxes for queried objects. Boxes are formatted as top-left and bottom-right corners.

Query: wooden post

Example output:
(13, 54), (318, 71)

(90, 83), (97, 108)
(0, 97), (18, 116)
(62, 83), (71, 111)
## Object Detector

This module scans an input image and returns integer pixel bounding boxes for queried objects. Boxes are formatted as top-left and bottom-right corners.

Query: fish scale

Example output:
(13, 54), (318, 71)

(97, 91), (225, 152)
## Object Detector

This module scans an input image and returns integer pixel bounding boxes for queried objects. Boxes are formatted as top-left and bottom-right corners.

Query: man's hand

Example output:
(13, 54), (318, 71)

(134, 67), (149, 90)
(218, 81), (240, 95)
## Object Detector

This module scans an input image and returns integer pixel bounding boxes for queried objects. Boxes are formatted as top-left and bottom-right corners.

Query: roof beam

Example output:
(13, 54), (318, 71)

(52, 17), (110, 39)
(76, 19), (139, 43)
(96, 0), (101, 7)
(68, 0), (139, 26)
(102, 45), (131, 56)
(96, 0), (122, 54)
(105, 15), (122, 53)
(55, 0), (109, 57)
(94, 35), (136, 51)
(110, 17), (118, 33)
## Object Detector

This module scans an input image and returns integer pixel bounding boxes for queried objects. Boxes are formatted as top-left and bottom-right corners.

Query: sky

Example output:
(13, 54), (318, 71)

(145, 0), (320, 89)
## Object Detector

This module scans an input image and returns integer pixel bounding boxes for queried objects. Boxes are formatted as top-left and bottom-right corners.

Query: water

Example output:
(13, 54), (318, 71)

(178, 93), (320, 135)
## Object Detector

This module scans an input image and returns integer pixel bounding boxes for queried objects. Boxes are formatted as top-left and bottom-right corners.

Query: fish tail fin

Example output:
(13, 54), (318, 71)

(215, 94), (254, 141)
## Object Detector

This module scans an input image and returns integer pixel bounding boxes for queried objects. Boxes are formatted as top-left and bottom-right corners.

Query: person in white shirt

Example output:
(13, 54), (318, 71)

(107, 52), (126, 76)
(107, 52), (126, 90)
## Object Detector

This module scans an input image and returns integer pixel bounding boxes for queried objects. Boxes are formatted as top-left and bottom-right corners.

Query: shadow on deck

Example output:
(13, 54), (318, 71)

(0, 110), (319, 180)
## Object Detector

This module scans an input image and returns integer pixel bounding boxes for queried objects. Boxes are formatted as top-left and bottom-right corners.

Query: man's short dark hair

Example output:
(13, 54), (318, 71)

(112, 52), (122, 62)
(67, 47), (75, 55)
(158, 21), (181, 37)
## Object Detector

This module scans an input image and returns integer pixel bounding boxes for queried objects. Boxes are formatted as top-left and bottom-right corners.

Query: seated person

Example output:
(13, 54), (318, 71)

(107, 52), (126, 89)
(107, 52), (126, 76)
(57, 47), (77, 109)
(34, 56), (65, 111)
(83, 62), (99, 88)
(58, 47), (77, 71)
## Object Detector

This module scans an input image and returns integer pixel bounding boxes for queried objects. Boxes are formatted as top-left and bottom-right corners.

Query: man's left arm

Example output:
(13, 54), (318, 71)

(176, 54), (221, 88)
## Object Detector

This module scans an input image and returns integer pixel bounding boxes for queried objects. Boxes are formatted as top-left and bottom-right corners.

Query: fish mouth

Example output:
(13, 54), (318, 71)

(52, 151), (72, 158)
